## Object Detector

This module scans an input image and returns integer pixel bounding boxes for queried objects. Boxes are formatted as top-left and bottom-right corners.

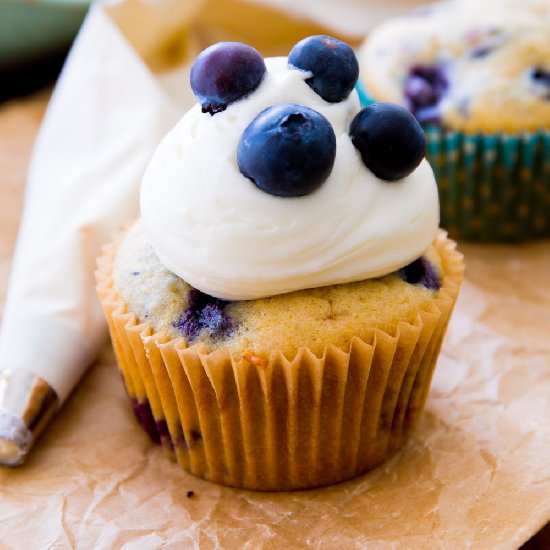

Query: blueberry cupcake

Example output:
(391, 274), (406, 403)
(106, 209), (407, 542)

(97, 37), (464, 491)
(359, 0), (550, 240)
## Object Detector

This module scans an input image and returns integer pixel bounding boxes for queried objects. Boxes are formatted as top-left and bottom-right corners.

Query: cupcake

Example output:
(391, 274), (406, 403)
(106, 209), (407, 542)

(96, 37), (464, 491)
(358, 0), (550, 241)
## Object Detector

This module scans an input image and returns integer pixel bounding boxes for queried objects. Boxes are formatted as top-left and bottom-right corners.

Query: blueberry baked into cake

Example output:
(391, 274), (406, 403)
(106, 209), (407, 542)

(97, 36), (464, 490)
(359, 0), (550, 241)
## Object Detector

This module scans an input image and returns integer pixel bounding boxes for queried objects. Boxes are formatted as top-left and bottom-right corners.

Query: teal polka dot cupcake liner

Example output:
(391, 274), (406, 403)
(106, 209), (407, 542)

(356, 82), (550, 242)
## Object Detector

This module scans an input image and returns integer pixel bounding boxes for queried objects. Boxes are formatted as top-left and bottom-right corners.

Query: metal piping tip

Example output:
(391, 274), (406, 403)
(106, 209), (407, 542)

(0, 369), (59, 466)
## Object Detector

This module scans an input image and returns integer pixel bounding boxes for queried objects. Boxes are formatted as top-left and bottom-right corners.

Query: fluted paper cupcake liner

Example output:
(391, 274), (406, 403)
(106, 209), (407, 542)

(356, 82), (550, 242)
(96, 229), (463, 491)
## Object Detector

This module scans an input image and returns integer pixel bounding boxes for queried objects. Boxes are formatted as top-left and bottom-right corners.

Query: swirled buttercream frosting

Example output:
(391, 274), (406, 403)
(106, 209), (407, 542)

(140, 57), (439, 300)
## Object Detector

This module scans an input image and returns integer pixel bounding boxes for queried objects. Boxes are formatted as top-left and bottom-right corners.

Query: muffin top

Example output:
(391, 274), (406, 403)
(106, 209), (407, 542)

(114, 220), (443, 358)
(141, 38), (439, 301)
(360, 0), (550, 133)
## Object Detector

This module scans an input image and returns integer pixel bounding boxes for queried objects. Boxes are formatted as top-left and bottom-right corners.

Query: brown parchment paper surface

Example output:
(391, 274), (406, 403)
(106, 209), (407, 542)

(0, 1), (549, 548)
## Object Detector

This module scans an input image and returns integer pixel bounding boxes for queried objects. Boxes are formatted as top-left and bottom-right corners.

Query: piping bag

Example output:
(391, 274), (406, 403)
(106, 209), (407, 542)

(0, 4), (185, 465)
(0, 0), (423, 465)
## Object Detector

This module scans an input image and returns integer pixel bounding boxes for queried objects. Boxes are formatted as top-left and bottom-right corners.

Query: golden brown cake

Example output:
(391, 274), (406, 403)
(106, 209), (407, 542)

(97, 226), (462, 490)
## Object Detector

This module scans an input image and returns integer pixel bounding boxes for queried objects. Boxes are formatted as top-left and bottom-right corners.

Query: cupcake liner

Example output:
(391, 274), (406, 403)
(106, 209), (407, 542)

(96, 229), (463, 491)
(97, 239), (175, 460)
(356, 81), (550, 242)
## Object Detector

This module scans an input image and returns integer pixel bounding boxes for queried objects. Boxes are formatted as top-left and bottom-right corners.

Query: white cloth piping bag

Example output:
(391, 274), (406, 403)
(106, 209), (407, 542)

(0, 4), (182, 465)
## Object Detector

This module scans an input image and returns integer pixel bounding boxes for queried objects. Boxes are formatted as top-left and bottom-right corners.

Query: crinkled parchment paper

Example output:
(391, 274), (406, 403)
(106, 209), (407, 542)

(0, 1), (549, 548)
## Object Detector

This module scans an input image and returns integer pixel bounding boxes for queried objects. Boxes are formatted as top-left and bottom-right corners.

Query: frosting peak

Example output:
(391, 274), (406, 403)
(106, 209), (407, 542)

(140, 57), (439, 300)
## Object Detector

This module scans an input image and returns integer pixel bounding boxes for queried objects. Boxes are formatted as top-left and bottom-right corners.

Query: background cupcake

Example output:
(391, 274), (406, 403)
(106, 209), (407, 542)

(358, 0), (550, 241)
(97, 37), (464, 491)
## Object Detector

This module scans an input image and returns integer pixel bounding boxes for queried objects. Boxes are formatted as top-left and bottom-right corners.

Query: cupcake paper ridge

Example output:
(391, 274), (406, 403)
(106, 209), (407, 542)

(96, 226), (463, 491)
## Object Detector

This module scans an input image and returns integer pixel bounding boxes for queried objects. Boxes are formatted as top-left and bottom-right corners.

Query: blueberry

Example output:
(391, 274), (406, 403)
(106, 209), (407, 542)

(404, 65), (448, 124)
(172, 428), (202, 450)
(237, 104), (336, 197)
(288, 35), (359, 103)
(155, 419), (173, 450)
(199, 303), (232, 334)
(190, 42), (266, 115)
(189, 429), (202, 443)
(176, 309), (201, 341)
(531, 67), (550, 99)
(398, 257), (440, 291)
(405, 75), (438, 108)
(131, 398), (161, 444)
(187, 288), (226, 312)
(532, 67), (550, 85)
(174, 289), (233, 341)
(350, 102), (425, 181)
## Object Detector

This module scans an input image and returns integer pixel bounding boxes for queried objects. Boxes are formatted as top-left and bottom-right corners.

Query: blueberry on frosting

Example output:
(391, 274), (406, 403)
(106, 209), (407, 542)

(350, 102), (425, 181)
(237, 103), (336, 197)
(190, 42), (266, 115)
(288, 35), (359, 103)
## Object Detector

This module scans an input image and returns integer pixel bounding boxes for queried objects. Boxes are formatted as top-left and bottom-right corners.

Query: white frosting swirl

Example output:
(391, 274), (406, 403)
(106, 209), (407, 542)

(141, 57), (439, 300)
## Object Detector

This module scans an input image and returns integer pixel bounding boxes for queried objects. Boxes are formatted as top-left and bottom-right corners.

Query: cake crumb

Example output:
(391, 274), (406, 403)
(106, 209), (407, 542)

(243, 349), (267, 367)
